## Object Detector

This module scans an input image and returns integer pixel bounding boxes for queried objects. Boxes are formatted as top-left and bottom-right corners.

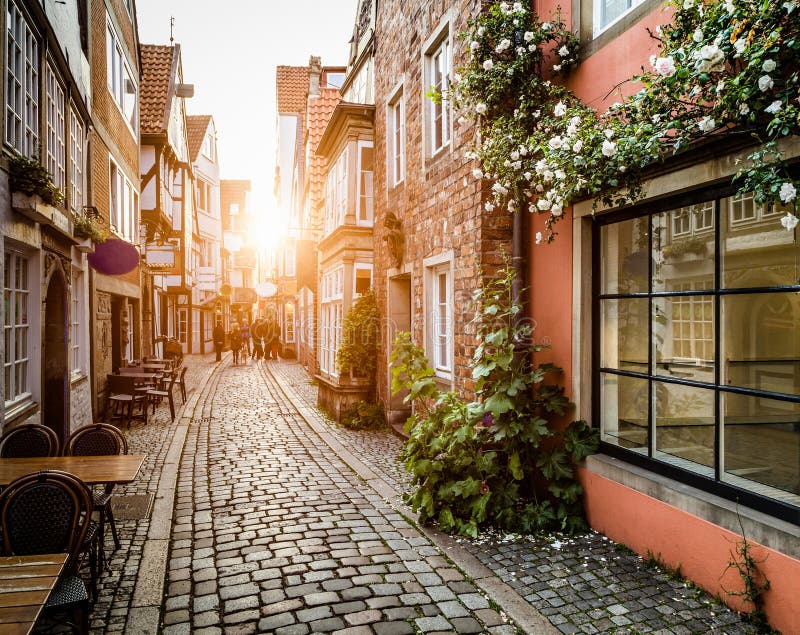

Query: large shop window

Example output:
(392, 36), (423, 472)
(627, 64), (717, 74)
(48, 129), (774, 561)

(596, 192), (800, 518)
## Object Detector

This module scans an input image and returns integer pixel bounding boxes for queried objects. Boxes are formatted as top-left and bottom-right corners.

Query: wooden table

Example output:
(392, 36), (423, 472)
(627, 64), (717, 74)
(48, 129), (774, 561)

(0, 553), (67, 634)
(140, 363), (167, 371)
(0, 455), (146, 487)
(115, 372), (157, 381)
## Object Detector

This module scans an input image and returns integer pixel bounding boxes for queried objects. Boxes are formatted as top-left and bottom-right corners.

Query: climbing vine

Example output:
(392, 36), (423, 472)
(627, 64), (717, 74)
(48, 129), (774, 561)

(454, 0), (800, 243)
(391, 265), (598, 538)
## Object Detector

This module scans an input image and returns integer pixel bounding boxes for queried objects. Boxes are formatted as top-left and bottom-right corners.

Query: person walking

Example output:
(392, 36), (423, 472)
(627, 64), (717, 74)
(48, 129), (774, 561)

(252, 319), (264, 360)
(241, 321), (251, 360)
(213, 320), (225, 362)
(229, 322), (242, 365)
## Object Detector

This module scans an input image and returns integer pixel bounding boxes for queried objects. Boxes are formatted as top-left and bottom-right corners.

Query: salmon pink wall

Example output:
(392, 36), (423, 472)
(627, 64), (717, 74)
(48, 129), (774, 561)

(579, 468), (800, 634)
(528, 212), (573, 417)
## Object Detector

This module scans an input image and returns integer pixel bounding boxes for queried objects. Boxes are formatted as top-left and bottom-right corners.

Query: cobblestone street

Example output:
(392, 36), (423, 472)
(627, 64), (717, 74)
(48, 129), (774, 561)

(86, 356), (757, 634)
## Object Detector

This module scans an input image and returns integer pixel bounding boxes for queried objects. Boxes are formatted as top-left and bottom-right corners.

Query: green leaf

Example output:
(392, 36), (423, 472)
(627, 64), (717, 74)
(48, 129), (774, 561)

(484, 392), (513, 416)
(537, 449), (573, 481)
(508, 452), (523, 480)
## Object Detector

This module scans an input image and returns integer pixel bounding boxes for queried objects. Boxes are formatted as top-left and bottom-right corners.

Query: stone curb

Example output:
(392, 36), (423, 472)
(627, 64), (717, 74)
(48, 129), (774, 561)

(263, 361), (559, 635)
(125, 355), (226, 635)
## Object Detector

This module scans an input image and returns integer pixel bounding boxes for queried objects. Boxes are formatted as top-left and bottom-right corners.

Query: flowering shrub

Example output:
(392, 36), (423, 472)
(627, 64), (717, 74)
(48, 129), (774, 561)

(455, 0), (800, 242)
(391, 265), (598, 537)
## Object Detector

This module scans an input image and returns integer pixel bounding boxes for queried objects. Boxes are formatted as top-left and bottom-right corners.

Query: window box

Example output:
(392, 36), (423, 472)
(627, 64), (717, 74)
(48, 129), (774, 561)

(11, 191), (55, 225)
(74, 237), (95, 253)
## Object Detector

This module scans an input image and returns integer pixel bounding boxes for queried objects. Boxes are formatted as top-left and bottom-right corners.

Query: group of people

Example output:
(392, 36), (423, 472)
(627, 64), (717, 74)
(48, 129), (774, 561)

(213, 317), (280, 364)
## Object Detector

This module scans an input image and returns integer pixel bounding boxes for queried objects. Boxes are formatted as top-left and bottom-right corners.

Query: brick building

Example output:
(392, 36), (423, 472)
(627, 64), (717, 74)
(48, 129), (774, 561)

(372, 0), (510, 424)
(88, 0), (142, 412)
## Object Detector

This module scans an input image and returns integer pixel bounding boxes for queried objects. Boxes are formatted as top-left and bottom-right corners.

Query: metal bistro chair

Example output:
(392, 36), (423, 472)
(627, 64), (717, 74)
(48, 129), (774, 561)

(0, 422), (60, 458)
(105, 374), (147, 427)
(65, 424), (128, 598)
(0, 470), (93, 633)
(147, 371), (179, 421)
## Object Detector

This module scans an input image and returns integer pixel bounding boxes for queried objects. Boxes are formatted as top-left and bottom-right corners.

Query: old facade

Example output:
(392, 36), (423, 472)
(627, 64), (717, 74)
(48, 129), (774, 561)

(220, 180), (257, 325)
(1, 0), (95, 440)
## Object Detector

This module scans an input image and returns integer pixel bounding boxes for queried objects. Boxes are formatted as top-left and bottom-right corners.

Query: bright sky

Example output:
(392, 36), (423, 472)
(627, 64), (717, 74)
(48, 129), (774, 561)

(136, 0), (357, 222)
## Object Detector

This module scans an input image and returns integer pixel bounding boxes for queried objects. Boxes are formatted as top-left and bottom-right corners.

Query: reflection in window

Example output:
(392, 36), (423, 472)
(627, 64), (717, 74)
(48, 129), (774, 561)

(601, 374), (648, 452)
(654, 382), (715, 473)
(601, 217), (649, 294)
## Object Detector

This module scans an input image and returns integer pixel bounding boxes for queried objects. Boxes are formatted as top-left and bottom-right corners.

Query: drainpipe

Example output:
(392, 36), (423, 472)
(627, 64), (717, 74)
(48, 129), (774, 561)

(511, 206), (526, 361)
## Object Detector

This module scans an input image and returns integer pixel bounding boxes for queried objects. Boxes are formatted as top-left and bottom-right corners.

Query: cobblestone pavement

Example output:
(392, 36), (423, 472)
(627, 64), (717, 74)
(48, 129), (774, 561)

(163, 357), (520, 635)
(86, 353), (219, 634)
(269, 361), (756, 635)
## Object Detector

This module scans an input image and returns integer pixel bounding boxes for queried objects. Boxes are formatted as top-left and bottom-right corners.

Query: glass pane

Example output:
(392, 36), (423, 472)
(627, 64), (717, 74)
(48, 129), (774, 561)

(652, 207), (715, 292)
(601, 217), (649, 294)
(722, 292), (800, 394)
(722, 392), (800, 506)
(653, 295), (715, 383)
(721, 194), (800, 288)
(600, 298), (648, 372)
(601, 373), (648, 452)
(654, 382), (715, 474)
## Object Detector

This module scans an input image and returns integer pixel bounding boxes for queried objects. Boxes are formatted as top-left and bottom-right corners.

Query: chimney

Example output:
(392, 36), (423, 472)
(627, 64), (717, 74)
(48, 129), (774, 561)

(308, 55), (322, 99)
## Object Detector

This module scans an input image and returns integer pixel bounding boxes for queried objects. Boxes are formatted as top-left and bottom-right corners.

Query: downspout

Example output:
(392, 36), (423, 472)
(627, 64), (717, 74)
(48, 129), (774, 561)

(511, 205), (526, 359)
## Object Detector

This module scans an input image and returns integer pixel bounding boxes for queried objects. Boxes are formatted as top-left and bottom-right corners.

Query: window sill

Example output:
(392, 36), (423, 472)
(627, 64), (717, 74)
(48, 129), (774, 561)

(3, 399), (39, 426)
(70, 371), (89, 385)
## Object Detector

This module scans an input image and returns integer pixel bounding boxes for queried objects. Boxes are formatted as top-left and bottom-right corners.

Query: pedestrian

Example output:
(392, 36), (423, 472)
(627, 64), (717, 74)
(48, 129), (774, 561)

(271, 333), (280, 361)
(252, 319), (265, 360)
(213, 320), (225, 362)
(229, 322), (242, 365)
(240, 320), (251, 360)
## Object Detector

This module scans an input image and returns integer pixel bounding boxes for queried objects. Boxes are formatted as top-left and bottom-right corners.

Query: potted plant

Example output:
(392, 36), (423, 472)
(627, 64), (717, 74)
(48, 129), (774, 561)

(8, 154), (64, 222)
(71, 207), (107, 252)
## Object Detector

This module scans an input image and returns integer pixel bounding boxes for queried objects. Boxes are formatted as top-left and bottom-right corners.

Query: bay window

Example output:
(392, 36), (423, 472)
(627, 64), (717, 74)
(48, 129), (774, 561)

(357, 141), (374, 225)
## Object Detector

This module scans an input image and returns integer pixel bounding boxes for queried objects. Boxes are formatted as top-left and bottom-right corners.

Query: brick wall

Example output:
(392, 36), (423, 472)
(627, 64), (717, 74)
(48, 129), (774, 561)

(373, 0), (511, 406)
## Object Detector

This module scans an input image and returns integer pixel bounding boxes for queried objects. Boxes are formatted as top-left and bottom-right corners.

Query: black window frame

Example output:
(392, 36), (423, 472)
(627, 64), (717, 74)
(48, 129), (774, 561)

(591, 182), (800, 526)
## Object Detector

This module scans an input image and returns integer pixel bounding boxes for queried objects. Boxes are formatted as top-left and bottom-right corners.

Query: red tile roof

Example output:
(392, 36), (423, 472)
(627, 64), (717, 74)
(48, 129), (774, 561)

(276, 66), (309, 114)
(187, 115), (212, 162)
(140, 45), (175, 134)
(306, 87), (341, 212)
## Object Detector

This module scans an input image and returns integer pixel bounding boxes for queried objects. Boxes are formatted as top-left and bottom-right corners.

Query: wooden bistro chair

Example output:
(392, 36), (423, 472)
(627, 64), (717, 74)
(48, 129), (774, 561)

(65, 423), (128, 596)
(0, 422), (60, 457)
(0, 470), (93, 633)
(147, 371), (179, 421)
(178, 366), (188, 403)
(105, 374), (147, 427)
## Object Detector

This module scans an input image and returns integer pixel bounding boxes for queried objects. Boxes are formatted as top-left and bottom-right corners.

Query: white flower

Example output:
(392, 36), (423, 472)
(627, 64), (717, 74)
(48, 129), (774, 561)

(507, 199), (518, 212)
(472, 168), (484, 180)
(516, 46), (526, 56)
(537, 198), (551, 211)
(692, 28), (703, 43)
(535, 184), (544, 192)
(765, 100), (783, 115)
(695, 44), (724, 73)
(784, 0), (797, 12)
(543, 170), (554, 182)
(513, 2), (523, 11)
(510, 151), (520, 161)
(762, 59), (777, 73)
(552, 64), (562, 72)
(698, 116), (715, 132)
(495, 39), (511, 53)
(492, 182), (509, 196)
(683, 0), (694, 7)
(477, 26), (485, 36)
(535, 231), (543, 244)
(604, 129), (615, 139)
(457, 116), (467, 125)
(511, 161), (522, 170)
(523, 171), (532, 181)
(555, 169), (566, 180)
(551, 204), (563, 217)
(519, 146), (528, 156)
(483, 59), (494, 71)
(523, 31), (534, 42)
(573, 139), (583, 153)
(781, 212), (799, 231)
(554, 101), (567, 117)
(558, 45), (570, 57)
(485, 201), (495, 212)
(548, 136), (563, 150)
(532, 110), (541, 118)
(779, 182), (797, 203)
(535, 159), (548, 173)
(503, 159), (511, 168)
(475, 103), (487, 115)
(725, 0), (735, 12)
(716, 80), (725, 93)
(652, 114), (661, 124)
(601, 140), (617, 157)
(649, 54), (657, 67)
(470, 41), (480, 51)
(733, 38), (746, 55)
(653, 56), (676, 77)
(739, 103), (750, 116)
(655, 25), (663, 36)
(499, 2), (510, 12)
(541, 22), (550, 31)
(758, 75), (774, 92)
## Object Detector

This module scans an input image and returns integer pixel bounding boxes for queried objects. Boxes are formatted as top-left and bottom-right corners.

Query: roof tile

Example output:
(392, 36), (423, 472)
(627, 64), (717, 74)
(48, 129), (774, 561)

(140, 44), (175, 134)
(276, 66), (309, 114)
(187, 115), (212, 161)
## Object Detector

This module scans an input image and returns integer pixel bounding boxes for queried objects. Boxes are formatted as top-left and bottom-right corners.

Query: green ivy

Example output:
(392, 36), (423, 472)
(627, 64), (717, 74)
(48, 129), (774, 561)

(455, 0), (800, 243)
(391, 265), (598, 538)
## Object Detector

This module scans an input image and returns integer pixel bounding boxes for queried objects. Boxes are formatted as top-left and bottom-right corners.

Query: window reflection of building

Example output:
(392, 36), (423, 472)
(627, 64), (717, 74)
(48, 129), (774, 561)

(598, 191), (800, 509)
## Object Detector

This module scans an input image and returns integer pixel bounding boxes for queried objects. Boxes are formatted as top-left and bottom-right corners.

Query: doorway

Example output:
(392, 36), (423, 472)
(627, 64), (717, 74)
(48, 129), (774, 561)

(43, 270), (69, 443)
(387, 275), (412, 425)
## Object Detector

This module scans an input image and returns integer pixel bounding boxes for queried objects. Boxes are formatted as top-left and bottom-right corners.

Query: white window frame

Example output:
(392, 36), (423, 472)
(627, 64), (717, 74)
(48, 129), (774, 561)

(201, 132), (215, 161)
(593, 0), (647, 37)
(285, 303), (295, 344)
(4, 250), (32, 408)
(423, 21), (451, 158)
(324, 147), (349, 235)
(45, 63), (66, 193)
(354, 263), (373, 298)
(109, 158), (139, 243)
(357, 141), (374, 226)
(387, 83), (405, 187)
(69, 106), (85, 213)
(70, 267), (85, 376)
(424, 252), (454, 380)
(320, 267), (344, 376)
(106, 17), (138, 135)
(285, 247), (296, 278)
(5, 1), (39, 156)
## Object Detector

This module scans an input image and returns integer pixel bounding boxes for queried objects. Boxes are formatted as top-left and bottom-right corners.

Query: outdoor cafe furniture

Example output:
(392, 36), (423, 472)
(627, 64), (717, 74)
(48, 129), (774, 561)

(0, 553), (69, 634)
(0, 471), (94, 634)
(147, 371), (179, 421)
(0, 424), (60, 458)
(0, 455), (145, 488)
(105, 374), (148, 427)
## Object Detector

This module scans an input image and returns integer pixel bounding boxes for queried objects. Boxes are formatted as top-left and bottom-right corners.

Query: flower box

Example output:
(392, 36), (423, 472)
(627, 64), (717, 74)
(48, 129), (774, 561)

(74, 237), (95, 253)
(11, 192), (54, 225)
